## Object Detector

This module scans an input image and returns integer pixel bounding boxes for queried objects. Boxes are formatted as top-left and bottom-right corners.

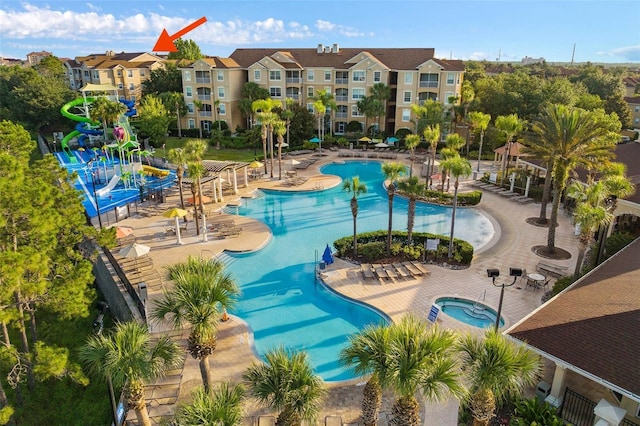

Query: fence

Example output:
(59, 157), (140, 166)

(103, 248), (147, 322)
(560, 388), (639, 426)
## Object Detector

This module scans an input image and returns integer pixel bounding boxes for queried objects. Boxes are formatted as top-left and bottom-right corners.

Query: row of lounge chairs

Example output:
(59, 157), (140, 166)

(281, 176), (310, 187)
(361, 261), (431, 281)
(294, 157), (319, 170)
(472, 181), (534, 204)
(209, 219), (242, 238)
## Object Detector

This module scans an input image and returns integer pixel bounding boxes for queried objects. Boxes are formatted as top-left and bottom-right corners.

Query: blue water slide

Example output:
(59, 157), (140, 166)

(120, 99), (137, 117)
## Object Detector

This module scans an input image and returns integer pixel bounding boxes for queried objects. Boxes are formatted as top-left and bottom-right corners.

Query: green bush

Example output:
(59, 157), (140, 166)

(603, 231), (635, 260)
(552, 275), (574, 296)
(357, 241), (387, 261)
(511, 398), (566, 426)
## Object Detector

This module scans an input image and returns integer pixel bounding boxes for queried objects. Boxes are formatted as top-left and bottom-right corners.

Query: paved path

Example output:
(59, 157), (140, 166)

(113, 153), (578, 425)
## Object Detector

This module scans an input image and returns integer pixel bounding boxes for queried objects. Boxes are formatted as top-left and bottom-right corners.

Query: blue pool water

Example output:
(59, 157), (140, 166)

(224, 160), (494, 381)
(435, 297), (504, 328)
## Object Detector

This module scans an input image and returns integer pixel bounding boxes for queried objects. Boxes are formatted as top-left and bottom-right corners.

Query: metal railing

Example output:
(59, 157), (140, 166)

(103, 249), (147, 322)
(195, 77), (211, 84)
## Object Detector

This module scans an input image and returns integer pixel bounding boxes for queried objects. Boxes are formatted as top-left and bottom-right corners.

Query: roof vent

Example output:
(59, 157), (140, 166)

(332, 44), (340, 54)
(317, 44), (324, 54)
(324, 46), (331, 54)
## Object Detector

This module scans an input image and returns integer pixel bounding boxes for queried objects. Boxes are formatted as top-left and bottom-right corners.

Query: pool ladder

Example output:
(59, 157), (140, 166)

(464, 290), (489, 319)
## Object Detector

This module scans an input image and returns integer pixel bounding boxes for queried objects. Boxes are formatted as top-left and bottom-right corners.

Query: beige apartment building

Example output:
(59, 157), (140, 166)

(64, 51), (165, 104)
(179, 45), (465, 136)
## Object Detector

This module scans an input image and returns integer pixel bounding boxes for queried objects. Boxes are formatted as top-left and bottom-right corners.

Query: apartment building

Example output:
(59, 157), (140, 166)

(177, 57), (245, 134)
(26, 50), (52, 65)
(64, 51), (165, 104)
(227, 44), (465, 135)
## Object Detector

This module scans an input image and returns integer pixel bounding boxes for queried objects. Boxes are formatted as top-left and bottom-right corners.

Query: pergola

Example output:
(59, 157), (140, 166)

(182, 160), (250, 203)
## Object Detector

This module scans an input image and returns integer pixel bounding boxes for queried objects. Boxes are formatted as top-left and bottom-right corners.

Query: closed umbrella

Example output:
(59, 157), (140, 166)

(162, 207), (188, 244)
(322, 244), (334, 265)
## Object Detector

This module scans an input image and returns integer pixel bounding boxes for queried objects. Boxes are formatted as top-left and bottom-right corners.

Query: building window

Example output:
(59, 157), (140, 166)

(185, 87), (192, 97)
(218, 87), (225, 98)
(84, 70), (90, 77)
(324, 70), (331, 81)
(218, 104), (226, 115)
(188, 119), (195, 129)
(117, 69), (122, 77)
(404, 72), (413, 84)
(129, 95), (136, 103)
(128, 83), (135, 91)
(635, 105), (640, 112)
(307, 86), (314, 97)
(352, 88), (365, 100)
(118, 83), (123, 90)
(445, 91), (455, 104)
(217, 70), (224, 81)
(373, 71), (381, 83)
(187, 103), (194, 113)
(351, 105), (364, 117)
(307, 103), (314, 113)
(185, 71), (191, 81)
(352, 70), (366, 82)
(254, 69), (261, 81)
(402, 108), (410, 122)
(403, 91), (412, 103)
(127, 70), (133, 77)
(307, 70), (314, 81)
(269, 70), (281, 81)
(140, 69), (145, 77)
(447, 73), (455, 85)
(270, 87), (282, 98)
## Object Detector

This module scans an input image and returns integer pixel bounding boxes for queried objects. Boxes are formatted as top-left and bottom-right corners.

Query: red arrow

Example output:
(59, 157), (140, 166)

(153, 16), (207, 52)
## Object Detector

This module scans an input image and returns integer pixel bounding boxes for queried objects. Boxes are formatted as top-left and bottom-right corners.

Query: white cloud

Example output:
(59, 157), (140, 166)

(315, 20), (365, 38)
(597, 45), (640, 62)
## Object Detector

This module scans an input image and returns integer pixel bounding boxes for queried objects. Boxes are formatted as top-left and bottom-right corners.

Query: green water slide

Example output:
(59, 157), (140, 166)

(60, 97), (98, 163)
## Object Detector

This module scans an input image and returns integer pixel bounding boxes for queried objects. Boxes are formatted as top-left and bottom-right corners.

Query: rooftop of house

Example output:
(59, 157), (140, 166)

(508, 237), (640, 400)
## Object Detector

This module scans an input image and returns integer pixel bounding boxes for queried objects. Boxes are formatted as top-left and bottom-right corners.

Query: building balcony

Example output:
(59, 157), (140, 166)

(196, 77), (211, 84)
(286, 78), (301, 84)
(286, 94), (300, 101)
(419, 82), (439, 88)
(336, 96), (348, 102)
(199, 111), (213, 117)
(335, 112), (348, 118)
(198, 94), (211, 101)
(335, 78), (348, 85)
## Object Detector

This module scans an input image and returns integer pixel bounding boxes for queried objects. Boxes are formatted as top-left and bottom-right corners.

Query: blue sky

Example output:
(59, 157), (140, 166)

(1, 0), (639, 63)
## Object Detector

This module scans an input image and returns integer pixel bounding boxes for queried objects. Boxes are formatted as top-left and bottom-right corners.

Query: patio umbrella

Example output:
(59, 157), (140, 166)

(283, 159), (300, 169)
(322, 244), (334, 265)
(308, 137), (321, 143)
(118, 242), (150, 259)
(386, 136), (399, 143)
(248, 160), (264, 169)
(358, 136), (372, 142)
(375, 142), (389, 148)
(162, 207), (188, 244)
(115, 226), (134, 239)
(276, 142), (289, 148)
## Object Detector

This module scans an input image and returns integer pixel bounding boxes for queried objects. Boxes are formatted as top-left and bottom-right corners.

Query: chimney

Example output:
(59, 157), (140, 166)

(332, 43), (340, 54)
(324, 46), (331, 54)
(317, 44), (323, 54)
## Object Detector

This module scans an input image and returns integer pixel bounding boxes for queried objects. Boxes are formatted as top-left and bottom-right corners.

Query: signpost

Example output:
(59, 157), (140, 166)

(427, 304), (440, 323)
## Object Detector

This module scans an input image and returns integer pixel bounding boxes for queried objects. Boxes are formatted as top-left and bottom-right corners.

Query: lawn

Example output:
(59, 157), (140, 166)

(160, 137), (257, 162)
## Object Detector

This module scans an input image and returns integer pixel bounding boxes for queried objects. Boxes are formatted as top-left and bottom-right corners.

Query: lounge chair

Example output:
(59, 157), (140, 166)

(361, 264), (375, 280)
(372, 264), (389, 280)
(384, 265), (398, 280)
(402, 261), (423, 276)
(410, 261), (431, 275)
(392, 263), (411, 279)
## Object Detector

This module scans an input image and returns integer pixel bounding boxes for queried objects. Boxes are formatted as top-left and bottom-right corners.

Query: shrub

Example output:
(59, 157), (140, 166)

(603, 231), (635, 260)
(395, 128), (412, 140)
(357, 241), (387, 261)
(552, 275), (574, 296)
(511, 398), (565, 426)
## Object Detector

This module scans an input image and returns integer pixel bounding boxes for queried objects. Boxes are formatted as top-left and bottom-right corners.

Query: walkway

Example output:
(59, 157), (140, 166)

(113, 153), (578, 425)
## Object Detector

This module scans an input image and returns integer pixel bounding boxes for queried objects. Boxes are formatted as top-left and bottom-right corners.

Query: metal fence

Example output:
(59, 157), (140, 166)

(103, 248), (147, 322)
(560, 387), (639, 426)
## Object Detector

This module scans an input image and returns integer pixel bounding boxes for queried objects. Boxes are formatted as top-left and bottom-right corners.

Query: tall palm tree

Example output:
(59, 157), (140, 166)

(440, 156), (472, 258)
(152, 256), (240, 393)
(396, 176), (425, 245)
(342, 176), (368, 258)
(495, 114), (525, 186)
(175, 383), (245, 426)
(387, 315), (465, 426)
(404, 134), (420, 177)
(369, 83), (391, 136)
(570, 200), (612, 278)
(243, 347), (326, 426)
(186, 161), (205, 235)
(339, 323), (394, 426)
(185, 139), (208, 232)
(274, 120), (287, 180)
(439, 134), (466, 192)
(90, 96), (127, 140)
(79, 321), (183, 426)
(381, 162), (406, 256)
(529, 104), (618, 253)
(422, 124), (440, 187)
(193, 99), (204, 139)
(252, 98), (281, 176)
(311, 89), (337, 144)
(457, 328), (541, 426)
(168, 147), (189, 220)
(467, 111), (491, 173)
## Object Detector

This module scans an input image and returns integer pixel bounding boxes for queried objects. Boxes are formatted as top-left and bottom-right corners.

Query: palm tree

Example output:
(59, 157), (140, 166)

(185, 139), (208, 233)
(467, 111), (491, 173)
(440, 156), (472, 258)
(369, 83), (391, 136)
(422, 124), (440, 187)
(192, 99), (204, 139)
(439, 134), (466, 192)
(252, 98), (281, 176)
(396, 176), (425, 245)
(90, 96), (127, 140)
(168, 147), (189, 220)
(175, 382), (245, 426)
(311, 89), (337, 144)
(152, 256), (240, 393)
(387, 315), (465, 426)
(570, 200), (612, 278)
(274, 120), (287, 180)
(186, 161), (205, 235)
(342, 176), (368, 258)
(78, 321), (183, 426)
(404, 134), (420, 177)
(457, 328), (541, 426)
(339, 324), (394, 426)
(243, 346), (326, 426)
(381, 162), (406, 256)
(529, 104), (618, 253)
(495, 114), (525, 186)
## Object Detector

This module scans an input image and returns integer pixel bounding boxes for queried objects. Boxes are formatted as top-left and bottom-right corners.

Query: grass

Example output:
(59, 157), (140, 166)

(160, 137), (257, 162)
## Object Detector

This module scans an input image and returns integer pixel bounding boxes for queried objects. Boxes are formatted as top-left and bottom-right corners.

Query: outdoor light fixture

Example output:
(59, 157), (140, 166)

(487, 267), (523, 330)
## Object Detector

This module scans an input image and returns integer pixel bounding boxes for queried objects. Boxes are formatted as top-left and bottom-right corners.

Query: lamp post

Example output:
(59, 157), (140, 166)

(90, 170), (103, 229)
(216, 106), (222, 150)
(487, 267), (522, 330)
(176, 101), (182, 138)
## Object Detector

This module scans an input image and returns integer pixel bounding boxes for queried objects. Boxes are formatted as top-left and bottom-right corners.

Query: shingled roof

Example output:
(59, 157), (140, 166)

(508, 237), (640, 400)
(229, 47), (464, 71)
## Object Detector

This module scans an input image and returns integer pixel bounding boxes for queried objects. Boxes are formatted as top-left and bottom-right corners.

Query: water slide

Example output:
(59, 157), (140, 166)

(60, 97), (99, 163)
(95, 174), (120, 197)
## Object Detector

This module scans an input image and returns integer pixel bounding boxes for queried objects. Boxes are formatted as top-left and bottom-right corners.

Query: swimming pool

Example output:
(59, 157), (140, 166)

(224, 160), (495, 382)
(435, 297), (504, 328)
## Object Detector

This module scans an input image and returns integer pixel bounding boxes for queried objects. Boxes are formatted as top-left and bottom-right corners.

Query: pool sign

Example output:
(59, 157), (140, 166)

(426, 238), (440, 251)
(427, 304), (440, 323)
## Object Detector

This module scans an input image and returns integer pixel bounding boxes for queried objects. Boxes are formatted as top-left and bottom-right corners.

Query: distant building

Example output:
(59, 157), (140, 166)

(0, 57), (24, 66)
(26, 50), (52, 65)
(521, 56), (545, 65)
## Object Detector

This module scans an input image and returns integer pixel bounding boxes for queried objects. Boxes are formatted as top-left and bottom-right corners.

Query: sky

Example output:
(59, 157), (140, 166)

(0, 0), (639, 63)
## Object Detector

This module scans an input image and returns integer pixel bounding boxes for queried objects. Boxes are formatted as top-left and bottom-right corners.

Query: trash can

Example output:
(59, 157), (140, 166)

(319, 261), (326, 271)
(536, 381), (551, 402)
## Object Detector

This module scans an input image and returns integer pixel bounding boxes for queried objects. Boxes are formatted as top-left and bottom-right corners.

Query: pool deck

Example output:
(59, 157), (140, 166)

(111, 152), (578, 425)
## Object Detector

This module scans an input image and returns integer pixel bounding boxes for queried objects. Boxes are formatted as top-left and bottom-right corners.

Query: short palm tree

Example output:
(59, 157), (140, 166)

(423, 125), (440, 186)
(185, 139), (208, 234)
(186, 161), (205, 235)
(152, 256), (240, 393)
(495, 114), (525, 186)
(404, 134), (420, 177)
(396, 176), (425, 245)
(440, 156), (472, 258)
(381, 162), (406, 256)
(252, 98), (281, 176)
(467, 111), (491, 173)
(457, 328), (541, 426)
(243, 346), (326, 426)
(342, 176), (368, 258)
(168, 147), (189, 218)
(274, 120), (286, 180)
(174, 382), (245, 426)
(78, 321), (183, 426)
(387, 315), (465, 426)
(90, 96), (127, 140)
(339, 323), (394, 426)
